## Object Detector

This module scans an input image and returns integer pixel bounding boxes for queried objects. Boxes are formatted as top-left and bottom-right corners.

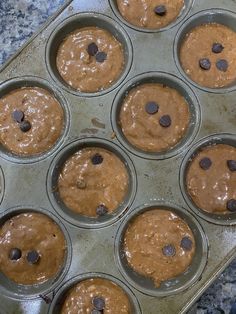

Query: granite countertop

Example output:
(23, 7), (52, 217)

(0, 1), (236, 314)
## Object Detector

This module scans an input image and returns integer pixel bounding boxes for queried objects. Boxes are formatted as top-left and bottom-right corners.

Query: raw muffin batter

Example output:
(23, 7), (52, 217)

(56, 27), (125, 92)
(58, 147), (129, 217)
(0, 87), (64, 156)
(180, 23), (236, 88)
(61, 278), (132, 314)
(119, 83), (190, 152)
(186, 144), (236, 214)
(116, 0), (184, 29)
(124, 209), (195, 287)
(0, 212), (66, 285)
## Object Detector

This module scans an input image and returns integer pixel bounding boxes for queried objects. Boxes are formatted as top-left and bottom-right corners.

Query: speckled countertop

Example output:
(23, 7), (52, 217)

(0, 1), (235, 314)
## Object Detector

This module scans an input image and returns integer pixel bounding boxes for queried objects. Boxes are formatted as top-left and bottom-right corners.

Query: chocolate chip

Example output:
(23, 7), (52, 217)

(92, 297), (105, 310)
(227, 160), (236, 172)
(91, 153), (103, 165)
(27, 250), (40, 264)
(12, 110), (24, 123)
(76, 179), (86, 189)
(96, 205), (108, 216)
(159, 115), (171, 127)
(227, 199), (236, 212)
(162, 244), (176, 257)
(145, 101), (159, 114)
(212, 43), (224, 54)
(199, 157), (212, 170)
(96, 52), (107, 63)
(87, 42), (98, 56)
(216, 59), (228, 72)
(91, 310), (102, 314)
(180, 237), (193, 251)
(154, 5), (166, 16)
(199, 58), (211, 70)
(9, 248), (22, 260)
(19, 120), (31, 132)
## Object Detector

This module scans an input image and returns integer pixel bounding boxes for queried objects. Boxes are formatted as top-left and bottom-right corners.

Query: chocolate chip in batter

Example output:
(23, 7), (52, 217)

(227, 199), (236, 212)
(159, 115), (171, 127)
(27, 250), (40, 264)
(9, 248), (22, 260)
(87, 42), (99, 56)
(216, 59), (228, 72)
(180, 237), (193, 251)
(212, 43), (224, 54)
(154, 5), (167, 16)
(96, 204), (108, 216)
(227, 160), (236, 172)
(145, 101), (159, 114)
(12, 110), (24, 123)
(76, 179), (87, 189)
(96, 52), (107, 63)
(19, 120), (31, 132)
(199, 58), (211, 70)
(162, 244), (176, 257)
(199, 157), (212, 170)
(91, 310), (103, 314)
(91, 153), (103, 165)
(92, 296), (105, 310)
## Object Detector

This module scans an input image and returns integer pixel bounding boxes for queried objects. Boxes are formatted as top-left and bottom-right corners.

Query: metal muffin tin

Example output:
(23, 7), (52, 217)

(0, 0), (236, 313)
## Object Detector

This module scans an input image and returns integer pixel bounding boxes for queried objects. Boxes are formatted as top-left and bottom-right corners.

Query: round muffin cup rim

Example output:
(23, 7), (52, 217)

(179, 133), (236, 225)
(0, 166), (5, 206)
(48, 272), (142, 314)
(0, 75), (70, 164)
(173, 8), (236, 94)
(46, 137), (137, 229)
(45, 11), (133, 97)
(114, 201), (208, 297)
(0, 205), (72, 300)
(111, 71), (201, 160)
(108, 0), (195, 33)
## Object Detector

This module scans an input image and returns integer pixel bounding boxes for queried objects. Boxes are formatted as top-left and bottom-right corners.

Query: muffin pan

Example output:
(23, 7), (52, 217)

(0, 0), (235, 313)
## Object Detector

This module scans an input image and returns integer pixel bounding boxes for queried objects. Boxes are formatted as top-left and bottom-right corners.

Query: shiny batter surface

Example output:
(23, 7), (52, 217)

(61, 278), (132, 314)
(186, 144), (236, 214)
(117, 0), (184, 29)
(119, 83), (190, 152)
(0, 87), (64, 156)
(124, 209), (195, 287)
(56, 27), (125, 92)
(0, 212), (66, 285)
(58, 147), (129, 217)
(180, 23), (236, 88)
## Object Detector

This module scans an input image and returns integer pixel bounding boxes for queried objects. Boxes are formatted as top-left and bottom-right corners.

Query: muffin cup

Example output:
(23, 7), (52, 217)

(45, 12), (133, 97)
(114, 202), (208, 297)
(111, 71), (201, 160)
(0, 76), (70, 164)
(48, 272), (141, 314)
(0, 166), (5, 205)
(47, 137), (137, 229)
(180, 133), (236, 225)
(174, 8), (236, 93)
(0, 206), (72, 300)
(109, 0), (194, 33)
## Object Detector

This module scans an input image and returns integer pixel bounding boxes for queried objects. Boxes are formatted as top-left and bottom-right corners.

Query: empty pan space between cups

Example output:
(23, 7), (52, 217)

(46, 138), (137, 229)
(111, 71), (201, 160)
(0, 76), (70, 164)
(0, 206), (72, 300)
(45, 12), (133, 97)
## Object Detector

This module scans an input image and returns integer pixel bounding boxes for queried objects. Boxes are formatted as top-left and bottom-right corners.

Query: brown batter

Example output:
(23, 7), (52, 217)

(180, 23), (236, 88)
(0, 87), (64, 156)
(61, 278), (132, 314)
(119, 83), (190, 152)
(58, 147), (129, 217)
(124, 209), (195, 287)
(0, 212), (66, 285)
(186, 144), (236, 214)
(117, 0), (184, 29)
(56, 27), (125, 93)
